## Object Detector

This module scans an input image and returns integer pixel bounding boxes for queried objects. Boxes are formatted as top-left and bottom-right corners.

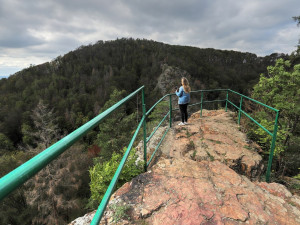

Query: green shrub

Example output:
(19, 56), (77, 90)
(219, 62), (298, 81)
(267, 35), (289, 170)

(88, 147), (143, 208)
(246, 111), (287, 155)
(294, 170), (300, 180)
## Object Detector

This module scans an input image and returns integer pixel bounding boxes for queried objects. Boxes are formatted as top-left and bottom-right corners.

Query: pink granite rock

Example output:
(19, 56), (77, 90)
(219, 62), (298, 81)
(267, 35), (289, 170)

(70, 110), (300, 225)
(97, 158), (300, 224)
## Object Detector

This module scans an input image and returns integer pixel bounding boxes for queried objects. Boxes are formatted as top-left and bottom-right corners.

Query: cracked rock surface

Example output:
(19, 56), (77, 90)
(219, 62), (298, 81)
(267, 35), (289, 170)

(70, 110), (300, 225)
(161, 109), (264, 179)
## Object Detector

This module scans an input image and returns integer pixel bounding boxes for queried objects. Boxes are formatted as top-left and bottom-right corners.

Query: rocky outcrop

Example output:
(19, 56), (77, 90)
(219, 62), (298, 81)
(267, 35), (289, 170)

(70, 110), (300, 225)
(161, 110), (264, 179)
(98, 158), (300, 224)
(155, 64), (191, 96)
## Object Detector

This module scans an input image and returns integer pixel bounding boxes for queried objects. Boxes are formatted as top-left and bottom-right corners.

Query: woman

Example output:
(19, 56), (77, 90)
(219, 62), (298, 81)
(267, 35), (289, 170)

(175, 77), (191, 125)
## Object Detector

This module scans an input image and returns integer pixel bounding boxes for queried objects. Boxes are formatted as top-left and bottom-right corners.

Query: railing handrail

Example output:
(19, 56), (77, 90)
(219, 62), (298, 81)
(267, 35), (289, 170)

(146, 94), (171, 116)
(91, 114), (146, 224)
(170, 88), (279, 182)
(0, 86), (145, 201)
(228, 89), (279, 112)
(0, 87), (279, 224)
(225, 89), (279, 182)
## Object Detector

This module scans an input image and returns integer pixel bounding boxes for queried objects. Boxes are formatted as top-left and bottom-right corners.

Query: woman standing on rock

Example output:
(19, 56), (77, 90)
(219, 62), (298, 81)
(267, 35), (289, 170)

(175, 77), (191, 125)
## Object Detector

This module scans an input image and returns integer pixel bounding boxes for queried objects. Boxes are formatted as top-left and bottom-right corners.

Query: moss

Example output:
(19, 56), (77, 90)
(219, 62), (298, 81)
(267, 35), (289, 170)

(109, 202), (131, 222)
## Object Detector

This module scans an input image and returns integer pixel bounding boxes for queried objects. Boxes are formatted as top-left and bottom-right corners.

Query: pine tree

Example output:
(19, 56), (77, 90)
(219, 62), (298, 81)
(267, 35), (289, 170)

(30, 100), (60, 149)
(96, 89), (137, 160)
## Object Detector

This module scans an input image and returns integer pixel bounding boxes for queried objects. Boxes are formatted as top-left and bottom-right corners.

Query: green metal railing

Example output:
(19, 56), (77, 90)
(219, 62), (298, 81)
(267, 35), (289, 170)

(0, 86), (145, 201)
(183, 89), (279, 182)
(171, 88), (279, 182)
(225, 89), (279, 182)
(0, 87), (279, 224)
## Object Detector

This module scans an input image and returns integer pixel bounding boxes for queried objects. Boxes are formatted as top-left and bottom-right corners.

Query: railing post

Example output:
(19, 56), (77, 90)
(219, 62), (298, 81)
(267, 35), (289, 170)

(238, 96), (243, 125)
(142, 88), (147, 172)
(266, 111), (280, 182)
(200, 91), (203, 117)
(225, 90), (229, 112)
(169, 95), (172, 127)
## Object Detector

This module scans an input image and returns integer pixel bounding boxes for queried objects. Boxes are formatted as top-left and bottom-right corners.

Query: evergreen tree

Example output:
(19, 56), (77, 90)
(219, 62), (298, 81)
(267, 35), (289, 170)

(0, 151), (35, 225)
(96, 89), (137, 160)
(0, 133), (14, 153)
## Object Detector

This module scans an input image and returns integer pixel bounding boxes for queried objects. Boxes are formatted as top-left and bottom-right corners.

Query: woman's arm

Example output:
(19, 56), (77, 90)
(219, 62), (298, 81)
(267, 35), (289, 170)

(176, 86), (184, 97)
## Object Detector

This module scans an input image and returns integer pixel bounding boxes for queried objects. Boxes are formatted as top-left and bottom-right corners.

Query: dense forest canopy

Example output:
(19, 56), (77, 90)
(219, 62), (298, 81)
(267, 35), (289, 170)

(0, 38), (287, 149)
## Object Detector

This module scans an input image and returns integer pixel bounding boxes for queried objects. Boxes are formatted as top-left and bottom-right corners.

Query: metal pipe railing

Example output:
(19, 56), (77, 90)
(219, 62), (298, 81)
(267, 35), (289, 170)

(172, 89), (279, 182)
(147, 111), (170, 143)
(226, 89), (279, 182)
(145, 94), (170, 116)
(0, 87), (279, 224)
(91, 115), (146, 224)
(147, 127), (170, 167)
(227, 100), (273, 136)
(228, 89), (279, 112)
(0, 86), (145, 201)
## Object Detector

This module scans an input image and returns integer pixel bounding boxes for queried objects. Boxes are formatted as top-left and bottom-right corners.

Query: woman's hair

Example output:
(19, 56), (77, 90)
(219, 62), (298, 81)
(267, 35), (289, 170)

(182, 77), (191, 93)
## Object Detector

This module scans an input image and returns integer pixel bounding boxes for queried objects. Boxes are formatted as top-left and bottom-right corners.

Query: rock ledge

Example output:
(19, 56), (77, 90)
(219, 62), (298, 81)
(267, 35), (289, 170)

(70, 110), (300, 225)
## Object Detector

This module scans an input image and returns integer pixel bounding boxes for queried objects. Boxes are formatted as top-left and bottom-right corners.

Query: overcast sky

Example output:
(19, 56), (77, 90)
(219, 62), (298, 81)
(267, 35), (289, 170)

(0, 0), (299, 77)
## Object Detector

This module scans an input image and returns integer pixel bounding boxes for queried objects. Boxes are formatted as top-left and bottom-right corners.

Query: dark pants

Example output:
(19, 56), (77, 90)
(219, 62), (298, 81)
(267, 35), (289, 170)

(179, 104), (188, 123)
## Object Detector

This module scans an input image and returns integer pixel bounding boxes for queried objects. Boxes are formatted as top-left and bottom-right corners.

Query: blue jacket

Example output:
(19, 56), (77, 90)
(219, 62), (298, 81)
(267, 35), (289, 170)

(176, 86), (190, 104)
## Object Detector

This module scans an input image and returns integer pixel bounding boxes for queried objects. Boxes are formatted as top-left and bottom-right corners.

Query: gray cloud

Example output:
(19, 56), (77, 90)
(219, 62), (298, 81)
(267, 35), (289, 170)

(0, 0), (299, 77)
(0, 30), (43, 48)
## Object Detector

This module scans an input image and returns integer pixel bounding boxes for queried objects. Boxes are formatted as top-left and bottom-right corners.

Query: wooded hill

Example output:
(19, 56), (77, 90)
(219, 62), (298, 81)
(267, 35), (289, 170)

(0, 38), (287, 148)
(1, 38), (297, 225)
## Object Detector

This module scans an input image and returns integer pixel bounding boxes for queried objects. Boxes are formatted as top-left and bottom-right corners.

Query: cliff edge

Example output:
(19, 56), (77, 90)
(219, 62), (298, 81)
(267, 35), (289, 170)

(71, 110), (300, 225)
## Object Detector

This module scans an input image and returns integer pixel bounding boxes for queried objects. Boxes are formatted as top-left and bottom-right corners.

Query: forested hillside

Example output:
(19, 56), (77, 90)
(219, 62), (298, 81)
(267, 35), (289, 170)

(0, 38), (293, 224)
(0, 38), (286, 148)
